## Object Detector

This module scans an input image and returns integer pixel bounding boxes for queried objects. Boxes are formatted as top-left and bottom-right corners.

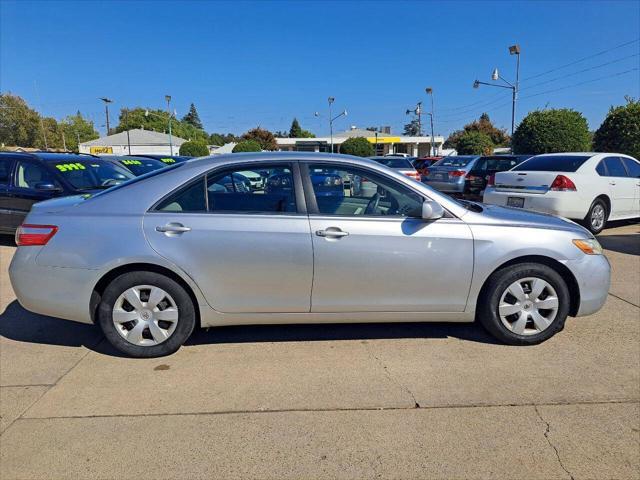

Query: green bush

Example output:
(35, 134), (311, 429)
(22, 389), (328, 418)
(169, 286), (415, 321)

(512, 109), (591, 154)
(232, 140), (262, 153)
(455, 131), (494, 155)
(593, 98), (640, 159)
(339, 137), (374, 157)
(179, 141), (209, 157)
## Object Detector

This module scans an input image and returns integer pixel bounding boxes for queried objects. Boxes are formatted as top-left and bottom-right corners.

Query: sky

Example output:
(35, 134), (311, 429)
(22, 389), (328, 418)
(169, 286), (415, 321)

(1, 0), (639, 139)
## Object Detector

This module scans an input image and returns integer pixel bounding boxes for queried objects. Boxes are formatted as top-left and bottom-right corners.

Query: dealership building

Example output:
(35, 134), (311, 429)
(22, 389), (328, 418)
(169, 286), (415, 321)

(79, 129), (187, 156)
(276, 127), (445, 156)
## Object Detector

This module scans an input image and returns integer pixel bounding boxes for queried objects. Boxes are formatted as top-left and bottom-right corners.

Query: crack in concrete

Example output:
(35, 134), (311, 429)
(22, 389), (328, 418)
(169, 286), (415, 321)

(534, 405), (575, 480)
(362, 342), (420, 409)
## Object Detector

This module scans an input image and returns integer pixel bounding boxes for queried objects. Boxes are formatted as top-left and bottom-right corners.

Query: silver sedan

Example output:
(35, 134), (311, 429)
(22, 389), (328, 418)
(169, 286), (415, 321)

(9, 152), (610, 357)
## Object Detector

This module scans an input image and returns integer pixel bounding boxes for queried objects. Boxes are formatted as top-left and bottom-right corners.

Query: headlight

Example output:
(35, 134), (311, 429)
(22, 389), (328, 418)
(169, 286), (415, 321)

(573, 238), (603, 255)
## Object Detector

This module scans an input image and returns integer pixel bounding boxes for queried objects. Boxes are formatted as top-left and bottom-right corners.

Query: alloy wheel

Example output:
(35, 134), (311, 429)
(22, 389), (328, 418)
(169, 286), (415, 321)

(590, 204), (605, 231)
(498, 277), (559, 336)
(112, 285), (179, 346)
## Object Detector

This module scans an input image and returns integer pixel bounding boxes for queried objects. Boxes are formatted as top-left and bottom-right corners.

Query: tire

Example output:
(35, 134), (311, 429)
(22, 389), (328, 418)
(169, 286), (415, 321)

(97, 271), (196, 358)
(583, 198), (608, 235)
(477, 263), (570, 345)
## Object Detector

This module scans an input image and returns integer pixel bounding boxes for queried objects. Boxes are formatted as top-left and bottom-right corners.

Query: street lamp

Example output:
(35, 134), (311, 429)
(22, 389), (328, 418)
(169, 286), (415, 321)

(164, 95), (173, 155)
(472, 44), (521, 137)
(99, 97), (113, 136)
(326, 97), (347, 153)
(425, 87), (436, 155)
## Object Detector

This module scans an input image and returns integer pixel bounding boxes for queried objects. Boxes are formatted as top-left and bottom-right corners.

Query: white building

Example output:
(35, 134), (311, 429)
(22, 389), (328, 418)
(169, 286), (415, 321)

(276, 127), (445, 157)
(79, 129), (187, 156)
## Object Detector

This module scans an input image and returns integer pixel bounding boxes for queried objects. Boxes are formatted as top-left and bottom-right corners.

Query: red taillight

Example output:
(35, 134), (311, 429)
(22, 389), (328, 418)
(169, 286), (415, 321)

(449, 170), (466, 177)
(15, 224), (58, 246)
(487, 174), (496, 186)
(422, 168), (430, 176)
(404, 171), (421, 181)
(550, 175), (576, 191)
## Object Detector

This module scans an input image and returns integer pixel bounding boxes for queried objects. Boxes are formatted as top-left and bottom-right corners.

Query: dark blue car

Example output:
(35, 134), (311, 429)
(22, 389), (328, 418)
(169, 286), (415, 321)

(0, 152), (134, 234)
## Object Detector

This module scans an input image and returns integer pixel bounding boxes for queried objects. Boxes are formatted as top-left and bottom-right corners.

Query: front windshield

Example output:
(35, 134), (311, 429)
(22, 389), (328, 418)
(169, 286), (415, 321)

(50, 160), (135, 190)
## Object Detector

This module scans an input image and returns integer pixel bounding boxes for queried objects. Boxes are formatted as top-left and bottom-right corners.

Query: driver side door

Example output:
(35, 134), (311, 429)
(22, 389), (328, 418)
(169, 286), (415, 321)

(303, 162), (474, 313)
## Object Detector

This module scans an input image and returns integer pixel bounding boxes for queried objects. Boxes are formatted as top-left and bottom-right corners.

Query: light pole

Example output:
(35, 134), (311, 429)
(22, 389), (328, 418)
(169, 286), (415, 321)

(405, 101), (423, 135)
(425, 87), (436, 155)
(472, 44), (520, 137)
(99, 97), (113, 136)
(324, 97), (347, 153)
(123, 109), (132, 155)
(165, 95), (173, 155)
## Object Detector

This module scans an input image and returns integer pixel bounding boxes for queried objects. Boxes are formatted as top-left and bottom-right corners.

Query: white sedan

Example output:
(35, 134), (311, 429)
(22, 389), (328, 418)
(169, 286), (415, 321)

(483, 152), (640, 234)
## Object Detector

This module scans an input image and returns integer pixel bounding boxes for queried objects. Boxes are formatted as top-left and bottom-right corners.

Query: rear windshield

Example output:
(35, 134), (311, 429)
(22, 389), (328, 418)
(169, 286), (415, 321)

(433, 156), (475, 167)
(50, 160), (134, 190)
(90, 162), (185, 198)
(374, 158), (413, 169)
(475, 157), (522, 172)
(513, 155), (591, 172)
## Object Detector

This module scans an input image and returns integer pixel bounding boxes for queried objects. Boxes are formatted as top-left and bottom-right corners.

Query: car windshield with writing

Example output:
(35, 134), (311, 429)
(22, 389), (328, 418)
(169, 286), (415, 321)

(49, 159), (135, 190)
(117, 157), (166, 176)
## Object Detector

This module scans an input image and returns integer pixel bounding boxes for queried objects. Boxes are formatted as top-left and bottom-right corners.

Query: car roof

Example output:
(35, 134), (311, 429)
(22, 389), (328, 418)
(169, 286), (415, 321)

(533, 152), (598, 157)
(32, 152), (101, 162)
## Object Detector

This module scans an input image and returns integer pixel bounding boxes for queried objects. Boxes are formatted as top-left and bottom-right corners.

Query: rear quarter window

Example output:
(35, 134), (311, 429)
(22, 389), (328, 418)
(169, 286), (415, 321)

(513, 155), (591, 172)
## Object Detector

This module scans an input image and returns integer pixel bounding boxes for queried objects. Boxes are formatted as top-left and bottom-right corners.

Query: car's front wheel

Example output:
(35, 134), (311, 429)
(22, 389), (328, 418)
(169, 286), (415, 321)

(97, 271), (196, 357)
(478, 263), (570, 345)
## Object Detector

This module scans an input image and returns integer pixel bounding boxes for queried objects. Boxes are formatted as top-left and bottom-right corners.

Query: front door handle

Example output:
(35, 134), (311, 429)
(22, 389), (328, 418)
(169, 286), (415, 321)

(156, 223), (191, 234)
(316, 228), (349, 238)
(609, 181), (616, 186)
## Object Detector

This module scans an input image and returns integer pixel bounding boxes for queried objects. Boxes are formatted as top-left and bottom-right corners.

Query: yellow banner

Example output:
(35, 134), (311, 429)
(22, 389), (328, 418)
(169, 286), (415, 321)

(89, 146), (113, 154)
(366, 137), (401, 144)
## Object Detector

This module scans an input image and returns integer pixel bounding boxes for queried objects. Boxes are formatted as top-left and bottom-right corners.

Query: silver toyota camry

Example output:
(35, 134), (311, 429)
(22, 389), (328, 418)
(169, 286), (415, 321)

(9, 152), (610, 358)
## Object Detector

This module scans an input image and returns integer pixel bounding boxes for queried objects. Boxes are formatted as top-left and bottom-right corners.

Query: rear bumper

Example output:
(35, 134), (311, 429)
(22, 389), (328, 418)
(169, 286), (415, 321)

(564, 253), (611, 317)
(9, 247), (96, 324)
(423, 179), (465, 193)
(483, 188), (589, 220)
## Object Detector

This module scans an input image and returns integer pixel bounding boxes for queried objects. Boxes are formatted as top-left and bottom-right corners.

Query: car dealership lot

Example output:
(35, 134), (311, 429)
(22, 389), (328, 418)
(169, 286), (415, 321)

(0, 224), (638, 479)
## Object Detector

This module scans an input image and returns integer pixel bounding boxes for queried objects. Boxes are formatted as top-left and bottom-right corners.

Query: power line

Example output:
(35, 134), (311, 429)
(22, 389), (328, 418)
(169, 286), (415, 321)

(520, 67), (639, 100)
(520, 53), (639, 91)
(521, 38), (640, 82)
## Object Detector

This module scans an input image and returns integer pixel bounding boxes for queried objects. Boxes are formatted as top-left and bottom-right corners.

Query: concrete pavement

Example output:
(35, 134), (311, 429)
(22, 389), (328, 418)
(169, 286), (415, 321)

(1, 224), (639, 479)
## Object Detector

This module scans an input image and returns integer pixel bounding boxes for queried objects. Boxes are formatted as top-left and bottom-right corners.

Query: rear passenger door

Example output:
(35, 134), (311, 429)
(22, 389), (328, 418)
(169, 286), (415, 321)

(143, 162), (314, 313)
(601, 156), (636, 218)
(0, 156), (16, 233)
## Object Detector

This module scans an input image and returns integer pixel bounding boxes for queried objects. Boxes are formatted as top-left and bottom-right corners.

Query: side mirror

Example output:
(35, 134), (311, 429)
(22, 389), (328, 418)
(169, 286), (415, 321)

(34, 182), (61, 192)
(422, 200), (444, 220)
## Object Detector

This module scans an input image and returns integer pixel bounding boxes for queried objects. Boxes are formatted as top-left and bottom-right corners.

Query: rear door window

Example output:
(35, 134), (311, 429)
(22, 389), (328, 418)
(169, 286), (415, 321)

(602, 157), (629, 177)
(14, 160), (60, 189)
(0, 157), (14, 187)
(621, 157), (640, 178)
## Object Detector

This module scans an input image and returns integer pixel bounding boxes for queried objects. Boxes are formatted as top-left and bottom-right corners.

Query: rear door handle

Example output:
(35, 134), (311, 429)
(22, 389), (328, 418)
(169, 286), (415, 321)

(316, 229), (349, 238)
(609, 181), (617, 186)
(156, 223), (191, 234)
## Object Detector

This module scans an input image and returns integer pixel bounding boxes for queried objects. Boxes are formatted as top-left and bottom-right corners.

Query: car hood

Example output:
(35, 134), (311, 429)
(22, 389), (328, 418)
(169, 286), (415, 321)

(30, 193), (96, 213)
(472, 203), (591, 235)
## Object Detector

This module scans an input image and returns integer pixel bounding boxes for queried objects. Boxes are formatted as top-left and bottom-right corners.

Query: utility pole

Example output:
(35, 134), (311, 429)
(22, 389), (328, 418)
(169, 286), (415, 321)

(405, 102), (423, 136)
(328, 97), (334, 153)
(99, 97), (113, 136)
(124, 109), (131, 154)
(425, 88), (436, 155)
(165, 95), (173, 155)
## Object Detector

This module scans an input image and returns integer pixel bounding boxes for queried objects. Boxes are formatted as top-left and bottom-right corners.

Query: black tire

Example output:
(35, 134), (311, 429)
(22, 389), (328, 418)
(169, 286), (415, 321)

(582, 198), (608, 235)
(477, 263), (570, 345)
(97, 271), (196, 358)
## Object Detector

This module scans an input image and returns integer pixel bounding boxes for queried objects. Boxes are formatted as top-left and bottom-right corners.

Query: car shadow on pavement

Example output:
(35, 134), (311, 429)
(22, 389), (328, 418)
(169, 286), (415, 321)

(0, 300), (501, 357)
(0, 235), (16, 247)
(597, 231), (640, 256)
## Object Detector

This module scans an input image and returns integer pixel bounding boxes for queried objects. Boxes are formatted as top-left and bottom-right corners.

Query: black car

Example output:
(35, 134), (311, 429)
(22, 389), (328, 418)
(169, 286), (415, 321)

(464, 155), (533, 199)
(0, 152), (135, 234)
(101, 155), (167, 176)
(132, 155), (193, 165)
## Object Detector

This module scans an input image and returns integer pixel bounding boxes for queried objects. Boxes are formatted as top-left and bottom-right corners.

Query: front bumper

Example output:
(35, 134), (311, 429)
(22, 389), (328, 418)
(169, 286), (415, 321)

(565, 253), (611, 317)
(9, 247), (96, 324)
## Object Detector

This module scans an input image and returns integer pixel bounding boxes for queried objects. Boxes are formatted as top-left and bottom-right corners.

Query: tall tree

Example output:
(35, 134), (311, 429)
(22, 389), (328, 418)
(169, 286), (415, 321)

(182, 103), (203, 130)
(445, 113), (509, 151)
(0, 93), (41, 147)
(242, 127), (278, 151)
(289, 118), (303, 138)
(61, 111), (99, 151)
(512, 109), (591, 154)
(403, 119), (420, 136)
(593, 97), (640, 159)
(116, 107), (208, 142)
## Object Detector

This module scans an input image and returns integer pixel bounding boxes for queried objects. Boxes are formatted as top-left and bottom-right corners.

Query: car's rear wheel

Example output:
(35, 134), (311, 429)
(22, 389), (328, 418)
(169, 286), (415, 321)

(478, 263), (570, 345)
(583, 198), (608, 235)
(97, 271), (196, 358)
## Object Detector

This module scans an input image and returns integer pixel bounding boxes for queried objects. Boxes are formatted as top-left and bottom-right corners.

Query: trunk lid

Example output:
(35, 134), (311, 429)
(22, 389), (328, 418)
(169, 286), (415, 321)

(493, 171), (561, 194)
(29, 193), (95, 213)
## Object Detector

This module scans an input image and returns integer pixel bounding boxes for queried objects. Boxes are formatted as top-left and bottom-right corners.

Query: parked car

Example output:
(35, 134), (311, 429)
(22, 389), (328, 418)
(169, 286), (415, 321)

(422, 155), (480, 195)
(369, 156), (421, 182)
(101, 155), (167, 176)
(464, 155), (533, 199)
(133, 155), (193, 165)
(483, 153), (640, 234)
(0, 152), (134, 234)
(412, 156), (443, 180)
(10, 152), (610, 357)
